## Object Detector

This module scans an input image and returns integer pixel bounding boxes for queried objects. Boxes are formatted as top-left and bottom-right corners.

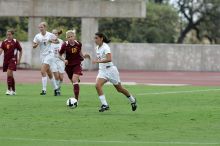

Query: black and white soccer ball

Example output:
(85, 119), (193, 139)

(66, 97), (78, 108)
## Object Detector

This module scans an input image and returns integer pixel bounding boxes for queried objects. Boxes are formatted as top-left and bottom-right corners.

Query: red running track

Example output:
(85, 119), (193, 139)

(1, 69), (220, 86)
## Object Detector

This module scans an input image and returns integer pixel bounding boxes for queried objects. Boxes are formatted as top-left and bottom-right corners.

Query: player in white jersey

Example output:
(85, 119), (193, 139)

(92, 32), (137, 112)
(32, 22), (60, 96)
(50, 29), (65, 93)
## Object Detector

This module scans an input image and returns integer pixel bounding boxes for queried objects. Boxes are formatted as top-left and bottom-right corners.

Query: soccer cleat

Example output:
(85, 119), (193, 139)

(99, 104), (110, 112)
(54, 89), (60, 96)
(5, 90), (11, 95)
(40, 90), (46, 95)
(131, 100), (137, 111)
(11, 91), (16, 95)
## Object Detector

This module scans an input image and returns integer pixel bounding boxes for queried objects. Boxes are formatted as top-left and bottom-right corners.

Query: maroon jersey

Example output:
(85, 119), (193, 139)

(0, 39), (22, 64)
(59, 40), (84, 65)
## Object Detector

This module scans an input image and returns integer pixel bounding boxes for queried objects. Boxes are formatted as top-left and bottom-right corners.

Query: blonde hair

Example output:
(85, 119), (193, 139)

(66, 29), (76, 38)
(39, 22), (47, 28)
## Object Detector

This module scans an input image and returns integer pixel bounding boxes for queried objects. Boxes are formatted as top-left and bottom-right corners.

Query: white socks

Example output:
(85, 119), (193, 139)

(56, 80), (60, 88)
(128, 95), (135, 103)
(99, 95), (108, 106)
(50, 77), (58, 90)
(42, 77), (47, 91)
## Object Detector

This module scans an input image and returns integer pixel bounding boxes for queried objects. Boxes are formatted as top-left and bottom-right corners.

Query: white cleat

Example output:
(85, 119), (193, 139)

(11, 91), (16, 95)
(5, 90), (11, 95)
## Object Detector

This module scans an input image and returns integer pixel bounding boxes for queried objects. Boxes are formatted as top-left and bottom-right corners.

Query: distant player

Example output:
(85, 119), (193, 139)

(50, 29), (65, 93)
(59, 30), (90, 101)
(0, 29), (23, 95)
(92, 32), (137, 112)
(33, 22), (60, 96)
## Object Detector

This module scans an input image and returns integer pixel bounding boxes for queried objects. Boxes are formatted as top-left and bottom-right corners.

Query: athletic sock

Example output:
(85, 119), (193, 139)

(7, 76), (13, 91)
(99, 95), (108, 106)
(55, 80), (60, 88)
(73, 82), (79, 100)
(50, 77), (58, 90)
(42, 76), (47, 91)
(12, 77), (15, 91)
(127, 95), (135, 103)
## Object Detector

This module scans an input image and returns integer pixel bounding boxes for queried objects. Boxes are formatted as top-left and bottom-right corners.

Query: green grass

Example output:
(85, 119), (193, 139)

(0, 84), (220, 146)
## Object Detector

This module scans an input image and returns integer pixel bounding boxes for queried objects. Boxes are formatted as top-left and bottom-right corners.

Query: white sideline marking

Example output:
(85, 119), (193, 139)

(81, 82), (137, 85)
(0, 137), (219, 145)
(138, 88), (220, 95)
(145, 83), (190, 86)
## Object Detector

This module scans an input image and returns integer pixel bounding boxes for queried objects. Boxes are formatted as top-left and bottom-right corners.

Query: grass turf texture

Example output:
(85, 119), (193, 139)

(0, 84), (220, 146)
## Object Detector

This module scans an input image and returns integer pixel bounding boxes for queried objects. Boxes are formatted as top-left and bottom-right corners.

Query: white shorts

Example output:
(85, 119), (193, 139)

(40, 53), (54, 65)
(96, 66), (121, 85)
(50, 58), (65, 73)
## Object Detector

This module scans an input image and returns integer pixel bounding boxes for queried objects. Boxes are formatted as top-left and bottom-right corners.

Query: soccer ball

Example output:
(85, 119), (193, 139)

(66, 97), (78, 108)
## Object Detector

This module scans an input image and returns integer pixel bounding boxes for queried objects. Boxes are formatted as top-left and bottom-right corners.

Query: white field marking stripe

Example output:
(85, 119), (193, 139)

(80, 82), (137, 85)
(138, 88), (220, 95)
(145, 83), (190, 86)
(0, 137), (219, 145)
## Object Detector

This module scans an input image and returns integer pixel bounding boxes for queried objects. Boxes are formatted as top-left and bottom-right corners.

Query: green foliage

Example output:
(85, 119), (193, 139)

(0, 17), (28, 41)
(44, 17), (81, 41)
(99, 2), (179, 43)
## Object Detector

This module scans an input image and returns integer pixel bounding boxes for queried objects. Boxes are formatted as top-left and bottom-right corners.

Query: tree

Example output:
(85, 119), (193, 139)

(0, 17), (28, 41)
(99, 2), (179, 43)
(176, 0), (220, 43)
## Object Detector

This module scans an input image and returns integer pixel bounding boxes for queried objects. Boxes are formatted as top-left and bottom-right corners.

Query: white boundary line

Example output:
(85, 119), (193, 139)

(0, 137), (220, 145)
(138, 88), (220, 95)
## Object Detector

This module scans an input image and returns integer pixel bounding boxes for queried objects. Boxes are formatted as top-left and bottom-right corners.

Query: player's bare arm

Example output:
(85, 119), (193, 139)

(17, 50), (23, 64)
(58, 54), (68, 65)
(92, 53), (112, 64)
(80, 51), (90, 59)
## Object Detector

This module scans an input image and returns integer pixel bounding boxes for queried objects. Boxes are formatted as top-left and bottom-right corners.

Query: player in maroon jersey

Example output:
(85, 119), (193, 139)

(59, 30), (89, 101)
(0, 29), (23, 95)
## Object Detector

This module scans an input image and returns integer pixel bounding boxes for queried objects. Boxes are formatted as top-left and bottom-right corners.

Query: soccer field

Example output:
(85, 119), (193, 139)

(0, 84), (220, 146)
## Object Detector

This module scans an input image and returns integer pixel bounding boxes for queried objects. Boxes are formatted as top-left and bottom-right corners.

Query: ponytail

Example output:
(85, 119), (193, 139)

(95, 32), (111, 43)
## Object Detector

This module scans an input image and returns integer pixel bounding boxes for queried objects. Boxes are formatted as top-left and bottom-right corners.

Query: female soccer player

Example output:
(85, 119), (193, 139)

(50, 29), (65, 93)
(32, 22), (60, 96)
(59, 30), (89, 101)
(92, 32), (137, 112)
(0, 29), (23, 95)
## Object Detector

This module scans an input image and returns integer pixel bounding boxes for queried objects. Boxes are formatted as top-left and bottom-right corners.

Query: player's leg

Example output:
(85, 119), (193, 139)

(46, 66), (60, 96)
(40, 63), (48, 95)
(58, 72), (64, 90)
(108, 66), (137, 111)
(51, 60), (61, 91)
(113, 83), (137, 111)
(6, 69), (14, 95)
(95, 70), (109, 112)
(3, 63), (10, 95)
(71, 74), (80, 100)
(6, 59), (17, 95)
(70, 64), (83, 100)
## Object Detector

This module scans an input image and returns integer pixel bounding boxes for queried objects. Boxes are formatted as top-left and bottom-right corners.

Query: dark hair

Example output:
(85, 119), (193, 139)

(7, 29), (15, 35)
(95, 32), (111, 43)
(58, 30), (63, 35)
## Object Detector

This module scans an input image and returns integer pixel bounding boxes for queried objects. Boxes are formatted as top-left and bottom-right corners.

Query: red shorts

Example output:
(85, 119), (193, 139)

(3, 58), (17, 72)
(65, 64), (83, 79)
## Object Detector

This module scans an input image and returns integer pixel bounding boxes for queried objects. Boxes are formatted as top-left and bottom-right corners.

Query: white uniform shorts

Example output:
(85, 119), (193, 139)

(40, 53), (54, 65)
(50, 58), (65, 73)
(96, 66), (121, 85)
